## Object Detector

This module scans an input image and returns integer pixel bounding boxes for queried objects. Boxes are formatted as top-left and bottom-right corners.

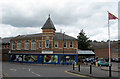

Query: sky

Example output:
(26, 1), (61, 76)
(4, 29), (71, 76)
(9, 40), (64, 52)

(0, 0), (119, 41)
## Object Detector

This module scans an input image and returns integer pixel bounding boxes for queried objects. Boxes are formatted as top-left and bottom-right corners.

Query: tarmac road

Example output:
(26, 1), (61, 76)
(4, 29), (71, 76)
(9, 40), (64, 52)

(2, 62), (93, 79)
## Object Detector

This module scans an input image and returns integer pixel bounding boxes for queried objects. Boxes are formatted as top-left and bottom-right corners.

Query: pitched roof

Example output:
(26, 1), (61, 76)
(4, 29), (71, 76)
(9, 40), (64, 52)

(2, 37), (13, 43)
(41, 16), (56, 30)
(14, 33), (42, 39)
(11, 32), (77, 40)
(54, 32), (77, 40)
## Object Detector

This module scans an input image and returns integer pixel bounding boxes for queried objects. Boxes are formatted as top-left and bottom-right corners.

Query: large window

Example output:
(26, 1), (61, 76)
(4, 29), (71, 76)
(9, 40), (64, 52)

(31, 40), (36, 50)
(11, 54), (23, 61)
(17, 41), (21, 50)
(25, 40), (29, 50)
(46, 40), (49, 48)
(12, 41), (16, 50)
(69, 41), (73, 48)
(39, 41), (42, 48)
(23, 55), (37, 62)
(63, 41), (67, 48)
(44, 55), (58, 63)
(55, 41), (58, 48)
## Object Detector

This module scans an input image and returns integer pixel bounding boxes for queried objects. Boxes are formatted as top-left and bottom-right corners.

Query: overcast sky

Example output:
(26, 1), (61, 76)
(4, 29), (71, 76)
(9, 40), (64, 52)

(0, 0), (119, 41)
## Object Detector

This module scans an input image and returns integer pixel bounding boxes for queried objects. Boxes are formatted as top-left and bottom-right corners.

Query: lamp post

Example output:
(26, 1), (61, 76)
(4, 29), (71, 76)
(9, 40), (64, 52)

(63, 32), (65, 65)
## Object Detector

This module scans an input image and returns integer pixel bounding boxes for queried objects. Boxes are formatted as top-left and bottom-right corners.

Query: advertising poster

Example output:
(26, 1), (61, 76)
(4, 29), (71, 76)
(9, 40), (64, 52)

(23, 55), (37, 62)
(11, 54), (23, 61)
(44, 55), (58, 63)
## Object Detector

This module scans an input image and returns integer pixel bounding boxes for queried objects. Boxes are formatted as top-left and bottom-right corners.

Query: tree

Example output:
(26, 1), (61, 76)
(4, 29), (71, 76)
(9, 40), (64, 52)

(77, 29), (91, 50)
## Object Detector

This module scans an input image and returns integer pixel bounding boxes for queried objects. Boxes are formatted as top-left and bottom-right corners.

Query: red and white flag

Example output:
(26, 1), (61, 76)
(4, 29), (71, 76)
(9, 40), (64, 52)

(108, 12), (118, 20)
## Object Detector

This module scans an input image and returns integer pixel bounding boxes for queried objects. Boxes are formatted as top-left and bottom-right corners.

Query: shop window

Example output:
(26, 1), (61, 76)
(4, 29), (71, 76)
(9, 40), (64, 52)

(39, 41), (42, 48)
(31, 40), (36, 50)
(55, 41), (58, 48)
(23, 55), (38, 62)
(46, 40), (49, 48)
(69, 41), (73, 48)
(44, 55), (58, 63)
(11, 54), (23, 61)
(17, 41), (21, 50)
(63, 41), (67, 48)
(12, 41), (16, 50)
(25, 40), (29, 50)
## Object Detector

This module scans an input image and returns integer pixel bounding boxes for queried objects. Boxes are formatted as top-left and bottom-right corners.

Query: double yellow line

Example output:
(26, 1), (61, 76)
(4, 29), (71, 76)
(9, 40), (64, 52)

(65, 71), (96, 79)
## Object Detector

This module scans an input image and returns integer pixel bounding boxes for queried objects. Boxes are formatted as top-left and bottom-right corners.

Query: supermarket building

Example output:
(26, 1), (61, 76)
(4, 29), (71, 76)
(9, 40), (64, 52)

(9, 15), (78, 65)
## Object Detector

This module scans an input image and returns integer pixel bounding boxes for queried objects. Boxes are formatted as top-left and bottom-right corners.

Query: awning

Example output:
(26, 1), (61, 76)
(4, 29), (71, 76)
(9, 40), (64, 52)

(42, 51), (53, 54)
(78, 50), (95, 55)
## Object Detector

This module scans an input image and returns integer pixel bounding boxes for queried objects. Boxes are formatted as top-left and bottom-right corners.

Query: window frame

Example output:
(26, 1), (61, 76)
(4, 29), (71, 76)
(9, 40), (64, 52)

(25, 40), (29, 50)
(31, 40), (36, 50)
(63, 41), (67, 48)
(45, 40), (49, 48)
(12, 41), (16, 50)
(55, 41), (58, 48)
(17, 41), (21, 50)
(69, 41), (73, 48)
(39, 41), (42, 48)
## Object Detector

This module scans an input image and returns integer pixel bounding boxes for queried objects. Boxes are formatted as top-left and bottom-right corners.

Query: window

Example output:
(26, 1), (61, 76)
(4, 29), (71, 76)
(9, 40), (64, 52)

(39, 41), (42, 48)
(69, 41), (73, 48)
(17, 41), (21, 50)
(25, 40), (29, 50)
(46, 40), (49, 48)
(12, 41), (16, 50)
(31, 40), (36, 50)
(55, 41), (58, 48)
(63, 41), (67, 48)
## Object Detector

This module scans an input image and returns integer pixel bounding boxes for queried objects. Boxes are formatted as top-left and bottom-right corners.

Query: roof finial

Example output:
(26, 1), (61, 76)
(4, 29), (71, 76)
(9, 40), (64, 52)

(49, 14), (50, 17)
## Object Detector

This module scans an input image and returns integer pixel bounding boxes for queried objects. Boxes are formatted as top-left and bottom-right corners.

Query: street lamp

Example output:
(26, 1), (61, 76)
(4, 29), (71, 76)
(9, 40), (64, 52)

(63, 32), (65, 65)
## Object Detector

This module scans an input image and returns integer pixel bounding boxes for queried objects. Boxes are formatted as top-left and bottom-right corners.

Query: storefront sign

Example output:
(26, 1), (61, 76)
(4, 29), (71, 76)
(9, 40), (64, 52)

(42, 51), (53, 54)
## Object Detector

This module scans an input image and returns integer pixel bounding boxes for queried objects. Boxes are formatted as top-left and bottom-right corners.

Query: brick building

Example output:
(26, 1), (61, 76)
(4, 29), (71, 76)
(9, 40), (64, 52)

(1, 37), (13, 61)
(90, 41), (119, 58)
(9, 15), (78, 65)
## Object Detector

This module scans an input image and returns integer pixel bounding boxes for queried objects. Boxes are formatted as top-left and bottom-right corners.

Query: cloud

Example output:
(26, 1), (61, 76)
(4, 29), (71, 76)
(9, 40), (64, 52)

(0, 24), (42, 38)
(0, 0), (119, 41)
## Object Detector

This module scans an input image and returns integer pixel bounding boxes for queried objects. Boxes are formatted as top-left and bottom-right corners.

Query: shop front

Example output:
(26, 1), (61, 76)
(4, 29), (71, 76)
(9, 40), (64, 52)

(9, 53), (78, 65)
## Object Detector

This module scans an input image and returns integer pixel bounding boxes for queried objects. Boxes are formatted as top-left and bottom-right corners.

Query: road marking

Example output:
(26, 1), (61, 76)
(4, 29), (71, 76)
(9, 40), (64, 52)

(65, 71), (96, 79)
(28, 68), (31, 71)
(10, 69), (16, 71)
(31, 72), (41, 77)
(28, 68), (40, 77)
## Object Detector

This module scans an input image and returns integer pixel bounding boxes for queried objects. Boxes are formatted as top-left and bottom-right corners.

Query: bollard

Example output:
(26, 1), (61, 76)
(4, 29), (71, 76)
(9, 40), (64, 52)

(78, 64), (80, 72)
(96, 61), (98, 66)
(90, 65), (92, 74)
(109, 66), (111, 77)
(75, 62), (77, 67)
(73, 64), (74, 70)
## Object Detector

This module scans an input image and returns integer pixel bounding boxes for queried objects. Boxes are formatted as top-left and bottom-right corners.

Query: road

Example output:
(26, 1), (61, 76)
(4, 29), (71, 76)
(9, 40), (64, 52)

(2, 62), (93, 79)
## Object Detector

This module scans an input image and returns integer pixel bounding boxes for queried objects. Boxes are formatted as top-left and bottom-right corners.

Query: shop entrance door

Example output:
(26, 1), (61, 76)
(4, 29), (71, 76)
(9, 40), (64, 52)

(38, 55), (43, 64)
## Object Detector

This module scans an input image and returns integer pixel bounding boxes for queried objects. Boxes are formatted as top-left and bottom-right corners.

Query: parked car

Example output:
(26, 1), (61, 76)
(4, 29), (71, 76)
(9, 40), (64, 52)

(98, 61), (112, 66)
(114, 58), (120, 62)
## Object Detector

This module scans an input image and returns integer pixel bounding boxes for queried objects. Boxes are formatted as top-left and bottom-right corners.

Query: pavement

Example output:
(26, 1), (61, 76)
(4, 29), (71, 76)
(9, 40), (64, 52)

(100, 65), (120, 72)
(68, 64), (120, 79)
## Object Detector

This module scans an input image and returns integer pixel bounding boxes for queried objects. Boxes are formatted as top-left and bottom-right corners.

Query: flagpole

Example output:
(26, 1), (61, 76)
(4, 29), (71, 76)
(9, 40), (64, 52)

(107, 11), (111, 66)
